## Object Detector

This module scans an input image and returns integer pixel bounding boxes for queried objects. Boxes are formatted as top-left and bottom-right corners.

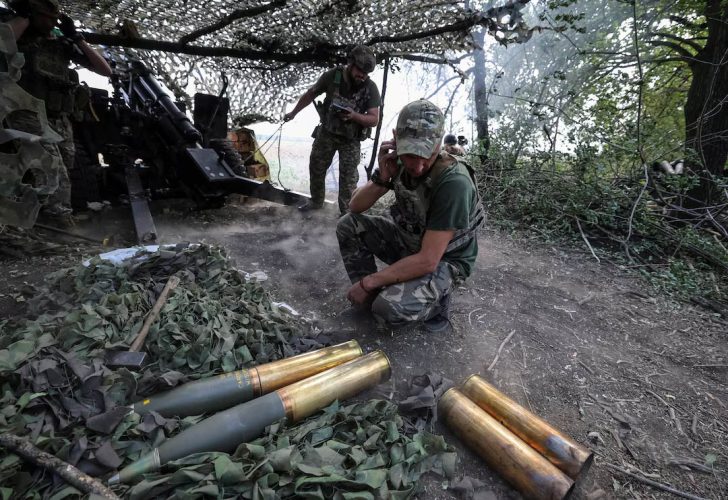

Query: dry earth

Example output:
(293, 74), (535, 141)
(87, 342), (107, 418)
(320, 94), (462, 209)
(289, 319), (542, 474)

(2, 199), (726, 500)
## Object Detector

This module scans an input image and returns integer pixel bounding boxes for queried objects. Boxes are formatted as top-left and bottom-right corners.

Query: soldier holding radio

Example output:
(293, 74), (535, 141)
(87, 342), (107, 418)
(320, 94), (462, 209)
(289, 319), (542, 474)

(284, 45), (381, 215)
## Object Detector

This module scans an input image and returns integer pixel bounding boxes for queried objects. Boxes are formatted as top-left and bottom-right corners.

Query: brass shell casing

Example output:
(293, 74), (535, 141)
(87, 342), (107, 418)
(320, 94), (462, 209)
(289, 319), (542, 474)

(460, 375), (593, 480)
(249, 340), (363, 395)
(440, 388), (574, 500)
(277, 350), (391, 422)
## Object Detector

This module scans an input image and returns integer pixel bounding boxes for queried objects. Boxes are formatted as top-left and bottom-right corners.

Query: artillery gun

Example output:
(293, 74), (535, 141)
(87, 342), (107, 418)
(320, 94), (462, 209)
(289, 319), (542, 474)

(0, 26), (308, 242)
(70, 57), (307, 242)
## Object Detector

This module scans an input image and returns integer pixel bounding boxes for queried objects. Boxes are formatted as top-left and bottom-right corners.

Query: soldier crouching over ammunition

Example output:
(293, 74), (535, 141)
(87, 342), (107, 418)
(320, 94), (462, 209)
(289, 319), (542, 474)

(3, 0), (111, 224)
(284, 45), (381, 215)
(336, 100), (485, 333)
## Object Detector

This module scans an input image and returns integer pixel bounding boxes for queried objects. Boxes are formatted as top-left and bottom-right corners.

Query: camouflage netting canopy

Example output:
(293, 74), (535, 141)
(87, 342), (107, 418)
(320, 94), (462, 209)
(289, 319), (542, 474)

(55, 0), (534, 122)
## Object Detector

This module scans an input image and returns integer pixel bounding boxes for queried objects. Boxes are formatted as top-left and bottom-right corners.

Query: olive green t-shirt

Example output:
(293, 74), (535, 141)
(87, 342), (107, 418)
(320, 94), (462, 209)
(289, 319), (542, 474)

(426, 163), (479, 278)
(311, 68), (381, 111)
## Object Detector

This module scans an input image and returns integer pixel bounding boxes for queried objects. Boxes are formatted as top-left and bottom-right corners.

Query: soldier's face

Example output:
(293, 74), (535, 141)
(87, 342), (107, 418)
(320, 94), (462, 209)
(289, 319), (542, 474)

(31, 11), (59, 35)
(400, 146), (441, 178)
(348, 64), (369, 86)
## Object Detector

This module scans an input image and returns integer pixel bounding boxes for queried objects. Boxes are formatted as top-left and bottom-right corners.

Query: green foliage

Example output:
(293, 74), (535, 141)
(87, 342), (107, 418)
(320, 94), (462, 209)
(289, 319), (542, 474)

(479, 157), (728, 302)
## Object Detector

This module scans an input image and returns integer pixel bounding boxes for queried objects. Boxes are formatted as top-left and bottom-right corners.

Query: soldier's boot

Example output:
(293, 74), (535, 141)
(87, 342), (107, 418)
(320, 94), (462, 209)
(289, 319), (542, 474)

(423, 293), (452, 333)
(298, 200), (324, 212)
(37, 204), (75, 228)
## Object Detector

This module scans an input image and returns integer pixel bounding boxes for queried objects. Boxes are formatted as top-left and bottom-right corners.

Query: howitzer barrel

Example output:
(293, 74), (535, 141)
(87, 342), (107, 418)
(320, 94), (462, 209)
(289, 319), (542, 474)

(132, 340), (363, 417)
(124, 60), (201, 145)
(439, 388), (574, 500)
(109, 351), (391, 484)
(460, 375), (593, 480)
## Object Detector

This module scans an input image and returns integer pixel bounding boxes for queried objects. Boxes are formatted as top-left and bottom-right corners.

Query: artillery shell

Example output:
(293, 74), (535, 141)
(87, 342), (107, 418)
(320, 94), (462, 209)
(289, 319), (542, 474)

(460, 375), (593, 480)
(439, 388), (574, 500)
(132, 340), (363, 417)
(109, 350), (390, 484)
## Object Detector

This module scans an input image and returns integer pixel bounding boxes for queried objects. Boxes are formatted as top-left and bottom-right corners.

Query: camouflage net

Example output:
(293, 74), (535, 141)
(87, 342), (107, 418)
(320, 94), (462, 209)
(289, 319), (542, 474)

(0, 243), (456, 498)
(48, 0), (536, 122)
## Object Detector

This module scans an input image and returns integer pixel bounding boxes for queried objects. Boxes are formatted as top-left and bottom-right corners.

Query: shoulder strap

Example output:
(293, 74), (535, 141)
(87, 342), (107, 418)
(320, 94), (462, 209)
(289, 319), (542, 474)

(333, 68), (342, 91)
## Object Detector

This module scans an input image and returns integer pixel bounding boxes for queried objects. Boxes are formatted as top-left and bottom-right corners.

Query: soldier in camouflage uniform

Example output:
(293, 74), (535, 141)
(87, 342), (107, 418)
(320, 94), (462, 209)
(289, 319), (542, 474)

(284, 45), (381, 214)
(337, 100), (485, 332)
(4, 0), (111, 221)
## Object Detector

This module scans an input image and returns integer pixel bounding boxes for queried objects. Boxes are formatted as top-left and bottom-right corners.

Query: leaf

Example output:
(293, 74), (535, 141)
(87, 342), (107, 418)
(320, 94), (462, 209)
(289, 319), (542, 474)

(705, 454), (717, 467)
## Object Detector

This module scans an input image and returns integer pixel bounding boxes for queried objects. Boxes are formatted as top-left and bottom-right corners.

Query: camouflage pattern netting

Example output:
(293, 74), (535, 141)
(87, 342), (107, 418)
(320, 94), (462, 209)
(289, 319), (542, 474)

(0, 243), (457, 498)
(51, 0), (536, 123)
(0, 22), (64, 228)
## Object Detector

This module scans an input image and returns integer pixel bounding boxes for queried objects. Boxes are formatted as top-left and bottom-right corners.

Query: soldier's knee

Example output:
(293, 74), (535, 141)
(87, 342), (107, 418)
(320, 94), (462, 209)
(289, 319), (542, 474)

(371, 293), (421, 326)
(336, 212), (357, 241)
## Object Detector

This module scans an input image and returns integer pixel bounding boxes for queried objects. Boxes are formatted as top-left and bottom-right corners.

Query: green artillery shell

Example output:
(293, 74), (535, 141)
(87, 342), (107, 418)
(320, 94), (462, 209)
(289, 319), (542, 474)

(109, 351), (390, 485)
(132, 340), (363, 417)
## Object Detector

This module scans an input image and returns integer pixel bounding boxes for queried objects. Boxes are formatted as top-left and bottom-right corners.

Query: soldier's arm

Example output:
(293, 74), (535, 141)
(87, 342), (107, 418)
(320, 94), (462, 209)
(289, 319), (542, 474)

(348, 136), (398, 213)
(77, 40), (112, 77)
(350, 230), (453, 303)
(7, 16), (29, 39)
(284, 87), (319, 121)
(346, 105), (379, 128)
(284, 74), (328, 121)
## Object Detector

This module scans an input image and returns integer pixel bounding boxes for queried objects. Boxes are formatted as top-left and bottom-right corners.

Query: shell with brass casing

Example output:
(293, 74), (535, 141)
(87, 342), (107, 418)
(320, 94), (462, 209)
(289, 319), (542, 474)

(132, 340), (363, 417)
(109, 351), (391, 485)
(439, 388), (574, 500)
(460, 375), (593, 480)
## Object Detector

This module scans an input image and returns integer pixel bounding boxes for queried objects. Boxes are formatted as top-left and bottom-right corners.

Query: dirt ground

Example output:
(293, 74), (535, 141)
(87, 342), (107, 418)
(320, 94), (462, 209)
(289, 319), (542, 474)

(2, 199), (727, 499)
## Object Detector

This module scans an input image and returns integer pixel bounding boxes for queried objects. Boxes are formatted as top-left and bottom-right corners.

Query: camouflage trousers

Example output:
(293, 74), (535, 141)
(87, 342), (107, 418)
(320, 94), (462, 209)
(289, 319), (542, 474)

(6, 110), (73, 215)
(337, 212), (459, 327)
(309, 128), (361, 213)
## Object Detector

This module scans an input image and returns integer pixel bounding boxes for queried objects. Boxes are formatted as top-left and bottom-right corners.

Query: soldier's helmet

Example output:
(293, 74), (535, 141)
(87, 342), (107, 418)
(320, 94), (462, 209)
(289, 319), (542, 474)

(395, 99), (445, 159)
(10, 0), (60, 16)
(443, 134), (457, 145)
(348, 45), (376, 73)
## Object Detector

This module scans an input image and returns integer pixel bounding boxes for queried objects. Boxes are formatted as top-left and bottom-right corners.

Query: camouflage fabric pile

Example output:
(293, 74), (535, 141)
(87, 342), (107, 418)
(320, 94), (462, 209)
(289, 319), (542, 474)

(0, 243), (455, 498)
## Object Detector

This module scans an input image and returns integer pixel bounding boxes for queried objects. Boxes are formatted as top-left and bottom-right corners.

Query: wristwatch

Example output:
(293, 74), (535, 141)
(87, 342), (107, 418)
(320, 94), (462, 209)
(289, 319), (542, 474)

(371, 168), (394, 190)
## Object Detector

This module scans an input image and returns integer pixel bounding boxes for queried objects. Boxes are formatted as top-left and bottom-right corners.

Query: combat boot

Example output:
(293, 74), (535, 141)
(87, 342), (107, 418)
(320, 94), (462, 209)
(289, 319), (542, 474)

(298, 201), (324, 212)
(423, 293), (451, 333)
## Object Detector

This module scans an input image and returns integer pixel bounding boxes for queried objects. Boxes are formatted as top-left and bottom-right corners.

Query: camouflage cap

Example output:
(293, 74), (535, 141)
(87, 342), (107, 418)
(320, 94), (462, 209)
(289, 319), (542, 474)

(395, 99), (445, 158)
(348, 45), (376, 73)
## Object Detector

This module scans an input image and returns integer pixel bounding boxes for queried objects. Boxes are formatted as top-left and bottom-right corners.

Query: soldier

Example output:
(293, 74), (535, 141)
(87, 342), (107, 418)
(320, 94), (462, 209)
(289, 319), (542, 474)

(443, 133), (466, 156)
(284, 45), (381, 214)
(337, 100), (485, 333)
(4, 0), (111, 223)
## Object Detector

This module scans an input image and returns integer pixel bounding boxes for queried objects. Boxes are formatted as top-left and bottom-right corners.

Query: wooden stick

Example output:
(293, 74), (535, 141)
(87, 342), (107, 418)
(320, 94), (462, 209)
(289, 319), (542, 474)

(34, 223), (104, 244)
(487, 329), (515, 371)
(605, 463), (707, 500)
(0, 433), (120, 499)
(130, 275), (180, 352)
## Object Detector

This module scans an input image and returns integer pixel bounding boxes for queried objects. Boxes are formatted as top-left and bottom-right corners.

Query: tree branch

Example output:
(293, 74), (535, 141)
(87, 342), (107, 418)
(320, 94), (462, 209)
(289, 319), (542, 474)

(646, 39), (695, 60)
(178, 0), (287, 45)
(648, 31), (703, 52)
(0, 433), (120, 499)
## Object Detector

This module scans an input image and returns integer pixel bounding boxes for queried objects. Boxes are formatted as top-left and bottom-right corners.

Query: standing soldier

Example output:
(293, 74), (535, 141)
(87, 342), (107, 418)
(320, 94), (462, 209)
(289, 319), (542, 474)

(284, 45), (381, 215)
(4, 0), (111, 224)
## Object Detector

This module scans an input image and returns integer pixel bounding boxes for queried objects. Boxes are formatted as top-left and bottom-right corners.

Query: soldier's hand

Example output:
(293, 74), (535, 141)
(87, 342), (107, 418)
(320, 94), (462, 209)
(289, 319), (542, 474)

(283, 111), (295, 122)
(378, 136), (399, 179)
(340, 108), (354, 122)
(347, 279), (376, 306)
(59, 13), (83, 41)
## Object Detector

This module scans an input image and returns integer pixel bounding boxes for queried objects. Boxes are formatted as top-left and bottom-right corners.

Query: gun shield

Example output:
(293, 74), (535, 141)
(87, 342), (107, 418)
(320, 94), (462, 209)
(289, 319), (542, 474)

(460, 375), (593, 480)
(439, 388), (574, 500)
(132, 340), (363, 417)
(109, 351), (391, 485)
